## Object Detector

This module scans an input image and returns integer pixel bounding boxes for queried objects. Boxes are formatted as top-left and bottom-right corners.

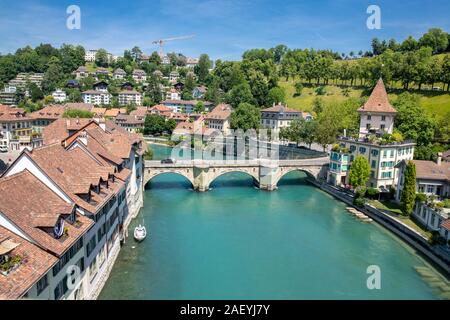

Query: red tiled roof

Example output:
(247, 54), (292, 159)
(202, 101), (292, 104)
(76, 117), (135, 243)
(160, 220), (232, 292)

(441, 219), (450, 231)
(358, 78), (397, 114)
(0, 105), (31, 122)
(0, 225), (57, 299)
(262, 104), (300, 113)
(205, 103), (231, 121)
(0, 170), (93, 256)
(413, 160), (450, 181)
(29, 105), (65, 120)
(43, 118), (91, 145)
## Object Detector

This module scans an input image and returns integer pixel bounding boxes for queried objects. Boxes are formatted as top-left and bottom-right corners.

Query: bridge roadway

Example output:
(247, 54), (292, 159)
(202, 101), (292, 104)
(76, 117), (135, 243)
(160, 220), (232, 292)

(144, 157), (330, 191)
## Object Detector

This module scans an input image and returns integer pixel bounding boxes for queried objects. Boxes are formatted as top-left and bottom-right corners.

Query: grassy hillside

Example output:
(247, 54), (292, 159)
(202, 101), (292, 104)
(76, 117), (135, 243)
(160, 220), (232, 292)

(279, 80), (450, 120)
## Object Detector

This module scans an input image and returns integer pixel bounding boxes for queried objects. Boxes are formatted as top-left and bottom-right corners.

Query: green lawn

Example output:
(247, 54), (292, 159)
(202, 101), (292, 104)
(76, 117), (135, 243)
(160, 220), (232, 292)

(279, 80), (450, 120)
(368, 200), (432, 239)
(85, 62), (114, 73)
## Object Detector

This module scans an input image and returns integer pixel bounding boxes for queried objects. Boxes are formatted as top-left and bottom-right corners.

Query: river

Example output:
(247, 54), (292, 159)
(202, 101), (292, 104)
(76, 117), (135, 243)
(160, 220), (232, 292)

(99, 144), (449, 299)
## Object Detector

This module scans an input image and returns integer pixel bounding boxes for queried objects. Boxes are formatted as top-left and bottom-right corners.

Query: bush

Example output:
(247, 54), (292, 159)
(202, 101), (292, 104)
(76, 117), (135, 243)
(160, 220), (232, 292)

(366, 187), (380, 199)
(354, 197), (366, 208)
(315, 86), (327, 96)
(415, 193), (427, 203)
(443, 199), (450, 208)
(355, 187), (367, 199)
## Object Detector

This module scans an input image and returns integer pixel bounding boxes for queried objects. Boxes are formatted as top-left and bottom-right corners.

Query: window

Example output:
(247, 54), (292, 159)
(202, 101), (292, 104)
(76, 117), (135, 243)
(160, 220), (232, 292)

(36, 275), (49, 295)
(383, 150), (387, 158)
(381, 115), (386, 121)
(86, 236), (97, 257)
(359, 147), (366, 153)
(380, 124), (385, 130)
(390, 149), (395, 158)
(367, 115), (372, 120)
(366, 123), (371, 130)
(371, 149), (379, 156)
(54, 276), (69, 300)
(371, 160), (376, 168)
(427, 185), (434, 194)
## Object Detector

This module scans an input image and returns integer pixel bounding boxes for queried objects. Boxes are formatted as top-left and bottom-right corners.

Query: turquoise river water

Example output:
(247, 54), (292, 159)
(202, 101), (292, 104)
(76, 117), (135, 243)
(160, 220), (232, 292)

(99, 144), (449, 299)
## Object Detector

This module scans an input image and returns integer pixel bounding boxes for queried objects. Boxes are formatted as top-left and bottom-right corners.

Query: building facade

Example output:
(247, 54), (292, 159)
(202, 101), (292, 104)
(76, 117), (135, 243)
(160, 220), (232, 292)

(327, 79), (415, 190)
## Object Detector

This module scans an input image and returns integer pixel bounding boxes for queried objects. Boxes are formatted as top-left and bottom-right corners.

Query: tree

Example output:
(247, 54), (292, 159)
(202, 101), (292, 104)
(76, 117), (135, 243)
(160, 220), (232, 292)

(349, 156), (371, 189)
(194, 102), (205, 113)
(230, 103), (261, 130)
(29, 83), (44, 102)
(42, 56), (64, 94)
(145, 75), (163, 105)
(226, 82), (255, 108)
(195, 54), (212, 83)
(165, 118), (177, 134)
(95, 49), (109, 67)
(266, 87), (286, 106)
(400, 161), (417, 216)
(419, 28), (449, 54)
(131, 46), (143, 61)
(393, 93), (436, 149)
(63, 109), (94, 118)
(144, 114), (167, 135)
(294, 82), (303, 96)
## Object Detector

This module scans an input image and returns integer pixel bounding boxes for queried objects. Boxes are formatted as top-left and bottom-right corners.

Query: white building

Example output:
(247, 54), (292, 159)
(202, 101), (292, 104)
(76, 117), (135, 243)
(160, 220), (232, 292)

(85, 49), (98, 62)
(113, 68), (127, 80)
(260, 103), (311, 134)
(132, 70), (147, 83)
(82, 91), (111, 105)
(52, 89), (67, 103)
(118, 90), (143, 106)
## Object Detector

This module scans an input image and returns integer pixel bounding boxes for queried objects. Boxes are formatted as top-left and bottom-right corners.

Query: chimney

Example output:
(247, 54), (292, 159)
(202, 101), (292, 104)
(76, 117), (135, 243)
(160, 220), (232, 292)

(437, 152), (442, 166)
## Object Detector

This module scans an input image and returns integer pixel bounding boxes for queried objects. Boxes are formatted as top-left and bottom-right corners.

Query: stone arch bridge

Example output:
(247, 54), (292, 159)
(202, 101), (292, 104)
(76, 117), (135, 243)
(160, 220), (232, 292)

(144, 158), (329, 191)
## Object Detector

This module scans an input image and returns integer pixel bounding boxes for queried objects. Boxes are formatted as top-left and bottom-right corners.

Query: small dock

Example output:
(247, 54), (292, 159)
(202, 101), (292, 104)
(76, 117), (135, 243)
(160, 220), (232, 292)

(346, 207), (373, 223)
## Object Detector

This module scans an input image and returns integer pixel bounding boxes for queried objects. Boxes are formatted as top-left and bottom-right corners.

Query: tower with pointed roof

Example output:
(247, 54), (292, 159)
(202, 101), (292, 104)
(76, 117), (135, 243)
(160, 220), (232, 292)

(327, 78), (416, 190)
(358, 78), (397, 138)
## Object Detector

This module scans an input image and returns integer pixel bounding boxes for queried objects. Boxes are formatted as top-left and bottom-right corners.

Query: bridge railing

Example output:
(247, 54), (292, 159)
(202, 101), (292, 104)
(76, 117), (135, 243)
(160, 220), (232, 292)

(145, 157), (330, 168)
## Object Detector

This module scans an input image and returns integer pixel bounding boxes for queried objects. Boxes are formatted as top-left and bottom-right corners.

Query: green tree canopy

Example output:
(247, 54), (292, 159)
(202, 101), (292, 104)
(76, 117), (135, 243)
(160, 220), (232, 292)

(400, 161), (417, 216)
(348, 155), (371, 189)
(230, 103), (261, 131)
(63, 109), (94, 118)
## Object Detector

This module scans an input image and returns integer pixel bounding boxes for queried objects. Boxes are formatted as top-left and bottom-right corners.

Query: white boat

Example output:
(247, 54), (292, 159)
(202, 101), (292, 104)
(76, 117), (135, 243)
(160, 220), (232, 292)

(134, 225), (147, 241)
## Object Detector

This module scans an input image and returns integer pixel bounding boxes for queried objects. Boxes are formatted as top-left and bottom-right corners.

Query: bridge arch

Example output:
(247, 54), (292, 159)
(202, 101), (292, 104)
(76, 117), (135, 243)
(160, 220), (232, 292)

(206, 167), (260, 190)
(144, 169), (195, 189)
(272, 167), (319, 188)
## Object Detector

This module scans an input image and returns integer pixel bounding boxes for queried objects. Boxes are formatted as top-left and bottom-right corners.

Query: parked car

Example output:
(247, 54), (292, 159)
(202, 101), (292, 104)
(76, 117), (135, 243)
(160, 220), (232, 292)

(161, 158), (176, 164)
(0, 145), (7, 153)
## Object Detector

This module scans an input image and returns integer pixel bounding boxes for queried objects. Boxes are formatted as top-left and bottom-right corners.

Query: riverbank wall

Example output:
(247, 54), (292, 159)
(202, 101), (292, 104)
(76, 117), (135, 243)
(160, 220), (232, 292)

(309, 179), (450, 277)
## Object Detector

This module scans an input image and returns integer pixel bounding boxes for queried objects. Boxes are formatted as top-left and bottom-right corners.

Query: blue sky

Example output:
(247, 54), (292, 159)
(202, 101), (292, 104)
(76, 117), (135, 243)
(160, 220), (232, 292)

(0, 0), (449, 60)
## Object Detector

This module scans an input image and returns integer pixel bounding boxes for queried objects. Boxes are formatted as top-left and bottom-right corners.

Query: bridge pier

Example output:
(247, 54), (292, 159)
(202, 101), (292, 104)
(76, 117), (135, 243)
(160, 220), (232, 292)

(258, 164), (280, 191)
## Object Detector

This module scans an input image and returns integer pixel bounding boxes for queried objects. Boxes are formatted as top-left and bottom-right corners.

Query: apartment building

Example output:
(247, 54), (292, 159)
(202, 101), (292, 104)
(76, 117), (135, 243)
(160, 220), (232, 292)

(132, 70), (147, 83)
(29, 105), (65, 134)
(0, 105), (42, 151)
(260, 103), (311, 134)
(327, 79), (416, 190)
(204, 103), (232, 135)
(118, 90), (143, 106)
(52, 89), (67, 103)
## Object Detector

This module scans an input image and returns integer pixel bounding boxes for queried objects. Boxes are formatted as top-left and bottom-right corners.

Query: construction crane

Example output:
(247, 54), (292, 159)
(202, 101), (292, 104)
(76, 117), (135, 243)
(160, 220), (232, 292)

(152, 35), (195, 57)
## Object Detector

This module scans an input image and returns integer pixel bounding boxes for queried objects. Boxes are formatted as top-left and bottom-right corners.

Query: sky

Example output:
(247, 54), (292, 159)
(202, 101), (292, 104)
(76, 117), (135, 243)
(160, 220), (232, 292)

(0, 0), (449, 61)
